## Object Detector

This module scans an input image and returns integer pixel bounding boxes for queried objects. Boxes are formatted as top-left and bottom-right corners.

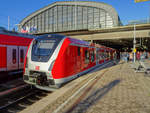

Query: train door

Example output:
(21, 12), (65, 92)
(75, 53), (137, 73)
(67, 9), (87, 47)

(7, 46), (19, 71)
(80, 47), (84, 71)
(18, 46), (27, 69)
(0, 45), (7, 71)
(77, 47), (81, 72)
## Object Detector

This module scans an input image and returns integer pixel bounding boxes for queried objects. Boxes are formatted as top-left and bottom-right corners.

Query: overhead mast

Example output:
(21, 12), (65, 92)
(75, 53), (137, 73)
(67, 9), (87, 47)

(8, 16), (10, 30)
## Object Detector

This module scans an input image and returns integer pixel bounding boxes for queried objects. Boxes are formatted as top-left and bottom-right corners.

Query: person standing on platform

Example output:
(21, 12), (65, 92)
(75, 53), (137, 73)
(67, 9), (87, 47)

(124, 52), (128, 62)
(136, 51), (140, 61)
(129, 52), (133, 62)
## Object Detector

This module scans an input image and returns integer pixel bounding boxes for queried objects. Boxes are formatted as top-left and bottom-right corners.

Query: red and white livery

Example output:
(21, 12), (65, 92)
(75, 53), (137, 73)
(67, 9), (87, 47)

(24, 34), (116, 91)
(0, 28), (34, 79)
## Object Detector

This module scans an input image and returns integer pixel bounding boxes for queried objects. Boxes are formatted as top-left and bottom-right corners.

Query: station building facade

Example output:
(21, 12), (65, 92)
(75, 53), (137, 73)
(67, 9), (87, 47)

(20, 1), (121, 33)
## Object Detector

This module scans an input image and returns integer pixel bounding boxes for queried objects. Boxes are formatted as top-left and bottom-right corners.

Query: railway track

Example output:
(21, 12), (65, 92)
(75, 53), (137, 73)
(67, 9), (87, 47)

(0, 80), (49, 113)
(0, 86), (49, 113)
(0, 61), (116, 113)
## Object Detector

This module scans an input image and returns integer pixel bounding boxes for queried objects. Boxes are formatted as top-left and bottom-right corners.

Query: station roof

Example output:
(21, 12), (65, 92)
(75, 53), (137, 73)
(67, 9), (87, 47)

(20, 1), (119, 27)
(33, 24), (150, 51)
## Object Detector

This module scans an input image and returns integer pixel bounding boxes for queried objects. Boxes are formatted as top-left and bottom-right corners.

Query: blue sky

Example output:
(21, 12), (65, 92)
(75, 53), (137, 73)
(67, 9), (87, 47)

(0, 0), (150, 30)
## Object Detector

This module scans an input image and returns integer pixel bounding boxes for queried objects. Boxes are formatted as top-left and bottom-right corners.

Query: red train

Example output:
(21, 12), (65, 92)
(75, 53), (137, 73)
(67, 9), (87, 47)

(0, 28), (34, 79)
(24, 34), (116, 91)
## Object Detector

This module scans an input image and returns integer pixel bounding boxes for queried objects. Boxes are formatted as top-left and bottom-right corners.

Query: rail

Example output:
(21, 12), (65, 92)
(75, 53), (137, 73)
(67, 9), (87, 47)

(0, 86), (48, 112)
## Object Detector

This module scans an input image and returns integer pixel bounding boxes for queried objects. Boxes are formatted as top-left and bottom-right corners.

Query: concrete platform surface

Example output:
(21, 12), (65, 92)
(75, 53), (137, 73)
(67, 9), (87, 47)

(20, 62), (150, 113)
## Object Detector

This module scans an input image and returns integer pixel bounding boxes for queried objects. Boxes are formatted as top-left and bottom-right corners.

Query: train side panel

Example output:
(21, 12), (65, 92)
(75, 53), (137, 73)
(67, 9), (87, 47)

(0, 45), (29, 72)
(52, 44), (97, 80)
(52, 39), (71, 79)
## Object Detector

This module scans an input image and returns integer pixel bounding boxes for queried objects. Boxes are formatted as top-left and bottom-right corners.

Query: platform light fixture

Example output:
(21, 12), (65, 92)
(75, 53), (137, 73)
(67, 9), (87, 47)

(130, 20), (138, 62)
(135, 0), (150, 3)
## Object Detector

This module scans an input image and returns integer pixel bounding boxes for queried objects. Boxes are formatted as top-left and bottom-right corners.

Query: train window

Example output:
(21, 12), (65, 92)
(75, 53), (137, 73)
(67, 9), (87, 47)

(12, 49), (16, 64)
(107, 51), (109, 58)
(96, 49), (99, 61)
(78, 47), (80, 56)
(85, 50), (89, 63)
(102, 52), (105, 59)
(20, 49), (24, 63)
(91, 50), (95, 62)
(104, 52), (107, 58)
(99, 52), (102, 60)
(96, 53), (99, 61)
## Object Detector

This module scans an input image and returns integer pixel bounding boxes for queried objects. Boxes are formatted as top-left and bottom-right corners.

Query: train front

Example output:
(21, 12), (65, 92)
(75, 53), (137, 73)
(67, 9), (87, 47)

(23, 34), (65, 91)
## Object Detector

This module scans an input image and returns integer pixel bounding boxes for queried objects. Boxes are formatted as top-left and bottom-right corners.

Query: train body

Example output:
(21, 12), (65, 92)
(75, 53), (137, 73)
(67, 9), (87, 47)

(24, 34), (116, 91)
(0, 28), (34, 79)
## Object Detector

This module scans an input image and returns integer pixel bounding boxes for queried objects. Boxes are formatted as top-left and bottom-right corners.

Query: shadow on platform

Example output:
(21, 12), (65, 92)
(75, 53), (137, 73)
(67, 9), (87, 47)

(65, 79), (121, 113)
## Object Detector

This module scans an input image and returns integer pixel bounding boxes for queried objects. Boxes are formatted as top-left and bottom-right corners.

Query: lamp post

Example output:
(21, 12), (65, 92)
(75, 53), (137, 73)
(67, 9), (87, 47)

(74, 0), (77, 30)
(133, 24), (136, 63)
(8, 16), (10, 30)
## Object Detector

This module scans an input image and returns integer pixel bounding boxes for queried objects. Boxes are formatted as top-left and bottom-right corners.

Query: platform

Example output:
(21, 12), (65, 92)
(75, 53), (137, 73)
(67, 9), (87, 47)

(20, 61), (150, 113)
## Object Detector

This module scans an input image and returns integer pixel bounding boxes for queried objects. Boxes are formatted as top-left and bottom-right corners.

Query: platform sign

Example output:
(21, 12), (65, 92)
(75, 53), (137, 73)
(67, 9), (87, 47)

(133, 48), (137, 53)
(135, 0), (150, 3)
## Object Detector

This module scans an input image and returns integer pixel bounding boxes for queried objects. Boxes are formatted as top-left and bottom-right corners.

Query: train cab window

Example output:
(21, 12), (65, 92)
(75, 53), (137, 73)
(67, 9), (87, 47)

(12, 49), (16, 64)
(78, 47), (80, 56)
(20, 49), (24, 63)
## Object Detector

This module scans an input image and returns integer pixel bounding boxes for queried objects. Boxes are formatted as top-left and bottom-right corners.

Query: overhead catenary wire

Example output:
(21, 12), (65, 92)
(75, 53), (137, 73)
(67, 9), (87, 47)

(0, 22), (14, 28)
(0, 13), (21, 23)
(0, 13), (22, 30)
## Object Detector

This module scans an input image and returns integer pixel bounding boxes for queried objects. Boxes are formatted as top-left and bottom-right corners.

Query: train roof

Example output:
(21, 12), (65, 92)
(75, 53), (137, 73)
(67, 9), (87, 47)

(0, 28), (34, 46)
(34, 34), (115, 50)
(0, 27), (36, 39)
(37, 34), (66, 40)
(68, 37), (90, 46)
(35, 34), (90, 47)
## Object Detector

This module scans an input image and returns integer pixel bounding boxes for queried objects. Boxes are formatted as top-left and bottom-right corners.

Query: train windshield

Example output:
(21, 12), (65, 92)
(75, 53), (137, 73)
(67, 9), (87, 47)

(31, 35), (64, 62)
(34, 40), (56, 56)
